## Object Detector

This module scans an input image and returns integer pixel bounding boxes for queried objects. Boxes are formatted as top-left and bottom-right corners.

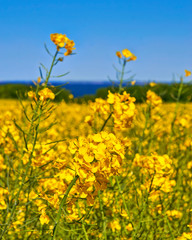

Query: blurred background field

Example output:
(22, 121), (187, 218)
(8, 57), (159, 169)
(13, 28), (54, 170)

(0, 81), (192, 103)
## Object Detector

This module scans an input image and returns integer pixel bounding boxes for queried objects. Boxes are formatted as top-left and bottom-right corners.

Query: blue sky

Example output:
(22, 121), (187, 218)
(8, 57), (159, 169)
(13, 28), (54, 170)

(0, 0), (192, 82)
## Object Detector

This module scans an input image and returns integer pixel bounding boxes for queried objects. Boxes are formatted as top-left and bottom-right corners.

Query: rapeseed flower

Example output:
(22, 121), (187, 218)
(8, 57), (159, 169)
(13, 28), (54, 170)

(116, 49), (137, 61)
(38, 88), (55, 101)
(50, 33), (76, 55)
(116, 51), (122, 58)
(185, 69), (191, 77)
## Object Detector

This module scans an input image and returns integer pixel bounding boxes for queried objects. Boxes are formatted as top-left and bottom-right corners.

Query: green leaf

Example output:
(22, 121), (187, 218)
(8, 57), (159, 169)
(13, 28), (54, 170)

(51, 72), (70, 78)
(40, 63), (48, 73)
(44, 43), (53, 57)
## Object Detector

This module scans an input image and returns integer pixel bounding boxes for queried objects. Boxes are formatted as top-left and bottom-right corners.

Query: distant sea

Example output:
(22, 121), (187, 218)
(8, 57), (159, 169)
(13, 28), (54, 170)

(0, 80), (170, 98)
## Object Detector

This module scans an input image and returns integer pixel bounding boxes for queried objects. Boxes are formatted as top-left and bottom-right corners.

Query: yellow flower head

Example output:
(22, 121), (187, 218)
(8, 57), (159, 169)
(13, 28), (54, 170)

(127, 53), (137, 62)
(119, 49), (137, 61)
(149, 82), (157, 87)
(185, 69), (191, 77)
(116, 51), (122, 58)
(38, 88), (55, 102)
(122, 49), (132, 58)
(64, 40), (76, 56)
(126, 223), (133, 231)
(131, 80), (136, 85)
(50, 33), (75, 55)
(50, 33), (68, 48)
(146, 90), (162, 107)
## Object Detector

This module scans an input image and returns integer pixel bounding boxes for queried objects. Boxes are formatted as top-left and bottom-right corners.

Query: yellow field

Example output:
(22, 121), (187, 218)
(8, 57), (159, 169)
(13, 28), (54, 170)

(1, 97), (192, 239)
(1, 33), (192, 239)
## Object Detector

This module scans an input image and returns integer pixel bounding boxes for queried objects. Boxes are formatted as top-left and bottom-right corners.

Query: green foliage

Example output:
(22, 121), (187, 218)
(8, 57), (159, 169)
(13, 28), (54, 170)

(75, 94), (96, 104)
(0, 84), (71, 102)
(95, 83), (192, 103)
(1, 82), (192, 103)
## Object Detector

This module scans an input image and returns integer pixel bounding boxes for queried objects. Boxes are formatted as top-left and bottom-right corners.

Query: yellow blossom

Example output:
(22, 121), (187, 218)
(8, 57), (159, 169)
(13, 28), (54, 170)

(50, 33), (75, 55)
(149, 82), (157, 87)
(116, 51), (122, 58)
(39, 209), (50, 225)
(131, 80), (136, 85)
(38, 88), (55, 101)
(122, 49), (132, 58)
(185, 69), (191, 77)
(109, 220), (121, 232)
(126, 223), (133, 231)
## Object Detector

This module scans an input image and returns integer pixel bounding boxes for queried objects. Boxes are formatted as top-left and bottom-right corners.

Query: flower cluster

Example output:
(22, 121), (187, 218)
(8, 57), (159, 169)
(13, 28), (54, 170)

(28, 88), (55, 102)
(0, 187), (9, 210)
(38, 88), (55, 101)
(185, 69), (191, 77)
(85, 91), (136, 130)
(107, 91), (136, 129)
(116, 49), (137, 61)
(166, 210), (182, 220)
(146, 90), (162, 108)
(177, 223), (192, 240)
(50, 33), (75, 56)
(28, 91), (37, 101)
(68, 131), (130, 205)
(133, 153), (175, 199)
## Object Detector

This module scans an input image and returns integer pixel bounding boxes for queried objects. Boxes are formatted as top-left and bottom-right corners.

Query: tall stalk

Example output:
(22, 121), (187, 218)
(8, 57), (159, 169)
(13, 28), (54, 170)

(0, 51), (58, 240)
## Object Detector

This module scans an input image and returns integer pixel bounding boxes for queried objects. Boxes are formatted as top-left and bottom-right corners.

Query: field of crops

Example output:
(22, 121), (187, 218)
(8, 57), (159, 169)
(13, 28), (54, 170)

(0, 34), (192, 240)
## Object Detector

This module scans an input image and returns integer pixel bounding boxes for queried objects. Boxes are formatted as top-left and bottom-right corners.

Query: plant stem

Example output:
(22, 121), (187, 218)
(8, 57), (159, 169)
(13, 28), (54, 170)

(45, 51), (58, 87)
(0, 51), (57, 240)
(119, 59), (126, 93)
(52, 175), (79, 240)
(77, 202), (89, 240)
(98, 191), (107, 240)
(100, 112), (113, 132)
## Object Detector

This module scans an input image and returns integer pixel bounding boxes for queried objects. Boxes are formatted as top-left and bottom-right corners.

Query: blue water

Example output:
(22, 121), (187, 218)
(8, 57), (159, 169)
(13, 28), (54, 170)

(0, 80), (170, 97)
(63, 82), (115, 97)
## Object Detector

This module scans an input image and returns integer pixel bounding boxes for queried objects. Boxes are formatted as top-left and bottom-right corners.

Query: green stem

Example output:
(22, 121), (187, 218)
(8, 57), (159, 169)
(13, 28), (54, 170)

(119, 59), (126, 93)
(138, 104), (151, 154)
(165, 215), (175, 240)
(52, 175), (79, 240)
(45, 51), (58, 87)
(168, 77), (183, 155)
(100, 112), (113, 132)
(98, 191), (107, 240)
(77, 202), (89, 240)
(115, 176), (133, 226)
(0, 51), (57, 240)
(0, 106), (43, 240)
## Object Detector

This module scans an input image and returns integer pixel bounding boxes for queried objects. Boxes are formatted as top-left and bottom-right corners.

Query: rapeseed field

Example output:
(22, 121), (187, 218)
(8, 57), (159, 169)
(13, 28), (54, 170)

(0, 34), (192, 240)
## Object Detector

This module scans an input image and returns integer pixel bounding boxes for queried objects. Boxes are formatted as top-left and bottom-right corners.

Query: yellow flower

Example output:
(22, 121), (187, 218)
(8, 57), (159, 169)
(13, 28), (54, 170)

(64, 40), (76, 56)
(109, 220), (121, 232)
(50, 33), (75, 55)
(50, 33), (68, 49)
(116, 51), (122, 58)
(185, 69), (191, 77)
(38, 88), (55, 101)
(84, 115), (93, 126)
(119, 49), (137, 61)
(69, 94), (74, 99)
(127, 53), (137, 61)
(131, 80), (136, 85)
(149, 82), (157, 87)
(146, 90), (162, 107)
(166, 210), (182, 219)
(28, 91), (37, 101)
(126, 223), (133, 231)
(122, 49), (132, 58)
(39, 209), (50, 225)
(37, 76), (41, 83)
